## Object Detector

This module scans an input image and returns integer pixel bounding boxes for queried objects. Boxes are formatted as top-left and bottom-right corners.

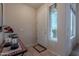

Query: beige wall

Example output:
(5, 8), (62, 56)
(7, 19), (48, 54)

(64, 4), (76, 55)
(3, 3), (77, 56)
(37, 3), (67, 55)
(37, 3), (76, 56)
(0, 4), (1, 28)
(37, 4), (49, 47)
(0, 4), (3, 45)
(3, 3), (37, 47)
(76, 4), (79, 43)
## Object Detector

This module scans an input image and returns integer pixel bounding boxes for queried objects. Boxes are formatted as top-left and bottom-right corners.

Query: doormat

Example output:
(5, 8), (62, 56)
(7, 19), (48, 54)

(33, 44), (47, 53)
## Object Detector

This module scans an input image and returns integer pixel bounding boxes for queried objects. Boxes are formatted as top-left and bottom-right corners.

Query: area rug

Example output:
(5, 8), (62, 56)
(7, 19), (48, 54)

(33, 44), (47, 53)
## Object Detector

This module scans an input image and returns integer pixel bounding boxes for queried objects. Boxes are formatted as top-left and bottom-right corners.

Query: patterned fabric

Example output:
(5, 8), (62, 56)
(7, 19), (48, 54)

(0, 39), (27, 56)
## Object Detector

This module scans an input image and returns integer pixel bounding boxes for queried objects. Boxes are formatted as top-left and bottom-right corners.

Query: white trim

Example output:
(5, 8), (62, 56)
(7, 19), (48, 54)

(70, 36), (75, 39)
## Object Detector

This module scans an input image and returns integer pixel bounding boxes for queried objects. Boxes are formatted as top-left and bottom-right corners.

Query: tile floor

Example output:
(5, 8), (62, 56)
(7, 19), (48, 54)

(24, 44), (79, 56)
(24, 47), (56, 56)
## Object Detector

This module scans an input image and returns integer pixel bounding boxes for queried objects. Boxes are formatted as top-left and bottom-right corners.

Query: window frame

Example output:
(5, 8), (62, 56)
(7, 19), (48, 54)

(49, 4), (58, 41)
(70, 4), (76, 39)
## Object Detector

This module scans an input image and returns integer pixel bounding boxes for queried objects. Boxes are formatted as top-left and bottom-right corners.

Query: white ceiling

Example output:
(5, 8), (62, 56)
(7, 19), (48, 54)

(25, 3), (44, 9)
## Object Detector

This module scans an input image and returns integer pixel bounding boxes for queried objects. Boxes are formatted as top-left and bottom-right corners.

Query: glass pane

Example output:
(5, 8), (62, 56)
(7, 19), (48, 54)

(50, 8), (57, 40)
(70, 10), (73, 36)
(70, 8), (76, 39)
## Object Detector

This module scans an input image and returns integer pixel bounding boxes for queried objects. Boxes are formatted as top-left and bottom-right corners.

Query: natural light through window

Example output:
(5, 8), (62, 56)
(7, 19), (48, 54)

(50, 4), (57, 42)
(70, 5), (76, 39)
